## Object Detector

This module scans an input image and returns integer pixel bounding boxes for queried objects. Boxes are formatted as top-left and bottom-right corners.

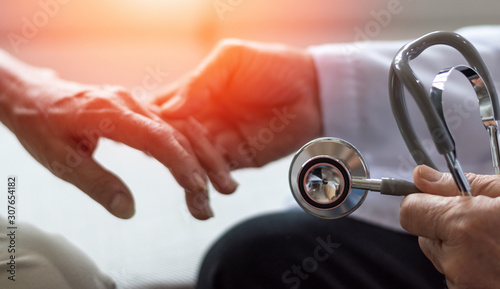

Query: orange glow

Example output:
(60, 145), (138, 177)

(1, 1), (380, 43)
(0, 1), (382, 87)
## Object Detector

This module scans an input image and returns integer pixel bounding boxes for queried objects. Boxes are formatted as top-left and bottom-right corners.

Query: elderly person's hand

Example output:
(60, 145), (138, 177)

(150, 39), (321, 171)
(0, 50), (231, 220)
(400, 165), (500, 289)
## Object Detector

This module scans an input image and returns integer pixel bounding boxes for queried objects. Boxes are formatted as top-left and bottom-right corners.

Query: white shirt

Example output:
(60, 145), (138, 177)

(308, 26), (500, 231)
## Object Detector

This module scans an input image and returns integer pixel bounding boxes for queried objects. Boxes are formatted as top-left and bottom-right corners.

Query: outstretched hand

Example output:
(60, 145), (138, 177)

(400, 165), (500, 288)
(1, 68), (220, 220)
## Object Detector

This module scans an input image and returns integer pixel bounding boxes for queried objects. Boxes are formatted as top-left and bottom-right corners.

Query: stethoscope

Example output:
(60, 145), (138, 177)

(289, 31), (500, 219)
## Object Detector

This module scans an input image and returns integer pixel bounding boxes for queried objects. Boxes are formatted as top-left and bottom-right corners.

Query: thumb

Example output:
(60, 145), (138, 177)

(159, 59), (220, 119)
(413, 165), (500, 197)
(160, 40), (240, 118)
(412, 165), (458, 196)
(159, 82), (211, 118)
(53, 155), (135, 219)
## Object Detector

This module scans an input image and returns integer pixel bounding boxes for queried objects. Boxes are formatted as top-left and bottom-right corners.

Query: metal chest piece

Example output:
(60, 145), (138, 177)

(289, 137), (369, 219)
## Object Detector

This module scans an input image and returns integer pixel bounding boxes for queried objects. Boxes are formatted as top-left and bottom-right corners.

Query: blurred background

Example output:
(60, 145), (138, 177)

(2, 0), (500, 86)
(1, 1), (500, 288)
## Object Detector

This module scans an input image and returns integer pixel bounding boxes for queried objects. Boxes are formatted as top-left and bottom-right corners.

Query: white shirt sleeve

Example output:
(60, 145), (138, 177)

(307, 25), (500, 231)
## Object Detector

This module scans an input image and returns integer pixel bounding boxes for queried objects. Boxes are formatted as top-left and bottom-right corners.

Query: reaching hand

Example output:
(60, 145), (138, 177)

(1, 70), (217, 220)
(150, 39), (322, 171)
(400, 165), (500, 288)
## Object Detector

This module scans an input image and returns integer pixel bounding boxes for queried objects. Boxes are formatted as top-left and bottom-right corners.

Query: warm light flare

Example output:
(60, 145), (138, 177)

(118, 0), (203, 19)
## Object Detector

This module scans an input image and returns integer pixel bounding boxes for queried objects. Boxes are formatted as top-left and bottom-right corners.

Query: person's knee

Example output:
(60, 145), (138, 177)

(0, 218), (115, 289)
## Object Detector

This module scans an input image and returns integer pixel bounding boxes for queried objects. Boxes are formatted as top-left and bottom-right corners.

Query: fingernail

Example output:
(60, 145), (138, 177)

(188, 187), (213, 219)
(419, 165), (443, 183)
(193, 172), (208, 192)
(228, 177), (239, 192)
(110, 191), (134, 218)
(198, 195), (214, 218)
(213, 174), (239, 194)
(223, 176), (239, 194)
(191, 173), (212, 219)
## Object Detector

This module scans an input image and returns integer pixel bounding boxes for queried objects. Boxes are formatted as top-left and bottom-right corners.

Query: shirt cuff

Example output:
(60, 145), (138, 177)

(307, 44), (361, 138)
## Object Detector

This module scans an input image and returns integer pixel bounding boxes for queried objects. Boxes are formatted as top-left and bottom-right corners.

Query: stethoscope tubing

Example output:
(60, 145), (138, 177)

(390, 31), (499, 159)
(390, 31), (500, 195)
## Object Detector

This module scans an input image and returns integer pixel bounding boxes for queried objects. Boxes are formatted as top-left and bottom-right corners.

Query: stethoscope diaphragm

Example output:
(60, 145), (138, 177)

(289, 137), (369, 219)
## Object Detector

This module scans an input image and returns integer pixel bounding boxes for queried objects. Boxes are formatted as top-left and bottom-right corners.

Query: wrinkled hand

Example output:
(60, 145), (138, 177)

(2, 73), (216, 220)
(400, 165), (500, 288)
(150, 39), (322, 172)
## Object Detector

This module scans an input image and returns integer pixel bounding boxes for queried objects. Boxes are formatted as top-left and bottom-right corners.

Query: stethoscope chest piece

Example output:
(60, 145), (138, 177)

(289, 137), (369, 219)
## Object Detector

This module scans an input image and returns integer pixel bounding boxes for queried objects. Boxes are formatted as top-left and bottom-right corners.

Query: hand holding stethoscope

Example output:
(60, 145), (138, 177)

(289, 31), (500, 219)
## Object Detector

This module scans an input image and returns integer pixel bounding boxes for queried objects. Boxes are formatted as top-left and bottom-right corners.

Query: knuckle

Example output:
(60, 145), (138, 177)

(468, 173), (500, 196)
(171, 130), (191, 152)
(216, 38), (248, 59)
(80, 93), (119, 111)
(141, 121), (163, 144)
(113, 88), (135, 103)
(103, 84), (128, 94)
(217, 38), (245, 50)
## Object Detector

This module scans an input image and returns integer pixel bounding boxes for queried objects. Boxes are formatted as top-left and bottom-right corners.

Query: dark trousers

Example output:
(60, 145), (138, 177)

(196, 210), (446, 289)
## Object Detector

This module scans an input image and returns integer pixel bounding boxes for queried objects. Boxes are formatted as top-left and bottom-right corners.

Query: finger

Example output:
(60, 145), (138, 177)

(147, 84), (179, 117)
(201, 118), (260, 168)
(76, 112), (213, 219)
(185, 189), (213, 220)
(183, 117), (238, 194)
(66, 158), (135, 219)
(160, 92), (207, 119)
(159, 75), (211, 119)
(150, 81), (180, 106)
(412, 165), (460, 196)
(418, 237), (445, 274)
(47, 140), (135, 219)
(467, 173), (500, 198)
(400, 193), (460, 239)
(414, 165), (500, 197)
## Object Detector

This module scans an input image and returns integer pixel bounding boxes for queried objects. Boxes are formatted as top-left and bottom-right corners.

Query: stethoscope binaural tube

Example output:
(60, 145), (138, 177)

(289, 138), (421, 219)
(389, 31), (500, 196)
